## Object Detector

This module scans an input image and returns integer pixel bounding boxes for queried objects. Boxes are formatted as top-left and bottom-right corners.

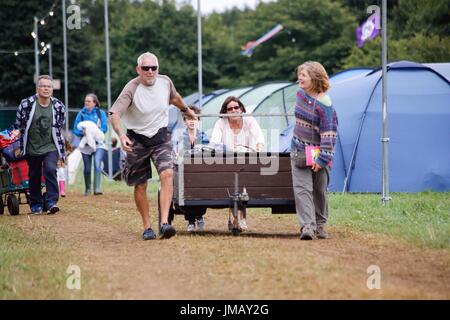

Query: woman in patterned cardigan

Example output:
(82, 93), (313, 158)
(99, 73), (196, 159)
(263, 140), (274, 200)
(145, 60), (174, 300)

(290, 61), (338, 240)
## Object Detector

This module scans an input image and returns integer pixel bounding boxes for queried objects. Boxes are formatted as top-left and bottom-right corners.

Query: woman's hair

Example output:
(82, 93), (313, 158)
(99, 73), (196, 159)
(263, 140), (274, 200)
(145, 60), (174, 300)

(85, 93), (100, 108)
(219, 96), (246, 115)
(297, 61), (330, 93)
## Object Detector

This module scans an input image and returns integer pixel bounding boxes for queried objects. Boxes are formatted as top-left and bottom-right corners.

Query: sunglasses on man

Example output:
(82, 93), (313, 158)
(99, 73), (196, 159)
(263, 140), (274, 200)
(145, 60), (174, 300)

(226, 105), (241, 111)
(141, 65), (158, 72)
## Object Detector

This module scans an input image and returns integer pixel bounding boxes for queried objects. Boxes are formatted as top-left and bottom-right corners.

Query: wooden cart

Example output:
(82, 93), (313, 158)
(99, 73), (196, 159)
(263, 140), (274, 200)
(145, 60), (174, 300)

(159, 151), (296, 233)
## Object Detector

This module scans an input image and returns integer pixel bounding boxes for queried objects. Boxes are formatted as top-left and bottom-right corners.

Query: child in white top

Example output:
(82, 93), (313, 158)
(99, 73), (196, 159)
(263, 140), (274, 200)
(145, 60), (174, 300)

(57, 159), (66, 197)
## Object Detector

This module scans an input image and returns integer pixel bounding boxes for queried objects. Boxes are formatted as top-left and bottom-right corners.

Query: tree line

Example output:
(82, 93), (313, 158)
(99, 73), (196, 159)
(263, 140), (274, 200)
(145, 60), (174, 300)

(0, 0), (448, 108)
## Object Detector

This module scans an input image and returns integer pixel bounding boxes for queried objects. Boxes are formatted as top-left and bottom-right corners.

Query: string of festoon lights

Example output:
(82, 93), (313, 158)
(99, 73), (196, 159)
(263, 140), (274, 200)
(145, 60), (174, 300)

(0, 49), (34, 56)
(0, 1), (59, 58)
(30, 0), (59, 55)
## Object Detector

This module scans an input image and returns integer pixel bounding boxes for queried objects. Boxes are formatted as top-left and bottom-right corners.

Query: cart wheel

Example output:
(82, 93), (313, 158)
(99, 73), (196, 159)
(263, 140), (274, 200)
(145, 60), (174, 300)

(228, 219), (242, 236)
(0, 195), (4, 215)
(231, 228), (241, 236)
(42, 192), (48, 213)
(7, 194), (20, 216)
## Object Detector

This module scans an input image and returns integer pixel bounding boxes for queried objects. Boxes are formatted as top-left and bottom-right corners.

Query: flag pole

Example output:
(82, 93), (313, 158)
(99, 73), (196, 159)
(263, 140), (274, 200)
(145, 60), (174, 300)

(197, 0), (203, 108)
(381, 0), (390, 205)
(105, 0), (113, 180)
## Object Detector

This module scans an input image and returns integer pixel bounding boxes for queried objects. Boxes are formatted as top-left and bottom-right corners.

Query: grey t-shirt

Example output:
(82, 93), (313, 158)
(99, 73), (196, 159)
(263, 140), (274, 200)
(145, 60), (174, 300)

(110, 75), (177, 138)
(27, 102), (57, 156)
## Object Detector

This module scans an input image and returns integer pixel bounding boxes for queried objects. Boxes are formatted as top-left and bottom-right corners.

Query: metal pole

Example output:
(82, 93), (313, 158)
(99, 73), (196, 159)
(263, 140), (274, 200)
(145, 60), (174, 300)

(105, 0), (113, 180)
(199, 112), (295, 118)
(34, 17), (40, 81)
(381, 0), (390, 205)
(62, 0), (69, 135)
(197, 0), (203, 108)
(48, 44), (53, 78)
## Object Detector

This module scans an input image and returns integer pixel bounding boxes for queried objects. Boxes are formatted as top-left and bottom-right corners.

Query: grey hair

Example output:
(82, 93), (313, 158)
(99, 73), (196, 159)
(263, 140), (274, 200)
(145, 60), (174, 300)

(137, 52), (159, 66)
(38, 75), (53, 82)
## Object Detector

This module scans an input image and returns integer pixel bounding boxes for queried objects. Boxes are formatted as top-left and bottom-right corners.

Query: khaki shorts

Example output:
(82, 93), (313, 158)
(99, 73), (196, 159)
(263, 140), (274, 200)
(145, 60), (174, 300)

(122, 131), (173, 186)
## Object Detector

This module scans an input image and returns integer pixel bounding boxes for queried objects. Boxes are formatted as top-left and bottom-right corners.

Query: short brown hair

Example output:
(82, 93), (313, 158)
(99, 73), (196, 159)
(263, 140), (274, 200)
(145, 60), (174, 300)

(183, 105), (201, 120)
(219, 96), (246, 115)
(297, 61), (330, 93)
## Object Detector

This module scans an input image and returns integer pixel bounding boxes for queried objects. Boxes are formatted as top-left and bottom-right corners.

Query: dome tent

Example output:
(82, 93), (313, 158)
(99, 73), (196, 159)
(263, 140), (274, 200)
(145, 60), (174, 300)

(329, 61), (450, 192)
(275, 62), (450, 192)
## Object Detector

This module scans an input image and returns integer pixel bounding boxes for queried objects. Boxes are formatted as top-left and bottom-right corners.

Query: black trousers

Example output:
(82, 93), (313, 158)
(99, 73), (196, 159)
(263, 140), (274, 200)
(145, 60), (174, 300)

(183, 207), (206, 224)
(26, 150), (59, 208)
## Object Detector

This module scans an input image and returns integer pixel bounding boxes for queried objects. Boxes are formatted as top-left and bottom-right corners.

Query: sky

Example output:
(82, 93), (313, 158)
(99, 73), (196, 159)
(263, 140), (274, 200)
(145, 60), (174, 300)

(181, 0), (276, 14)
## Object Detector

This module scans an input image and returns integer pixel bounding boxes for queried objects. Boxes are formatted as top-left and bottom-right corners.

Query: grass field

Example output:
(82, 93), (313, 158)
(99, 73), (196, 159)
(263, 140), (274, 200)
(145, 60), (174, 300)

(71, 175), (450, 249)
(1, 174), (449, 299)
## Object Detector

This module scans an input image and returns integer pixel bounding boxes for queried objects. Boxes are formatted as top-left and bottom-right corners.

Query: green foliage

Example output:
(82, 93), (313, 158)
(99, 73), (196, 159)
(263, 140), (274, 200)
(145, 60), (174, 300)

(0, 0), (448, 107)
(0, 0), (59, 105)
(343, 33), (450, 68)
(391, 0), (450, 38)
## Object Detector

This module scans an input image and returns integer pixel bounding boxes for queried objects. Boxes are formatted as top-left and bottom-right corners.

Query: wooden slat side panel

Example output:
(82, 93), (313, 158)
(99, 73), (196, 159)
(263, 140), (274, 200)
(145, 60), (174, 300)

(184, 187), (294, 200)
(184, 172), (293, 188)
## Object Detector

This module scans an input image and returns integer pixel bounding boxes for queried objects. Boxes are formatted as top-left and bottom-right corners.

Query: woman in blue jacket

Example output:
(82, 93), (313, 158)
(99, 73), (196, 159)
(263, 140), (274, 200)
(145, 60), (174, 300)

(73, 93), (108, 195)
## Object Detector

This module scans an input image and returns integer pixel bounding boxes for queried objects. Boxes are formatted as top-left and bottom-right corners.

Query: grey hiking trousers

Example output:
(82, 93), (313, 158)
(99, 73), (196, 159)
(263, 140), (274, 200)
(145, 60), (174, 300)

(290, 158), (330, 230)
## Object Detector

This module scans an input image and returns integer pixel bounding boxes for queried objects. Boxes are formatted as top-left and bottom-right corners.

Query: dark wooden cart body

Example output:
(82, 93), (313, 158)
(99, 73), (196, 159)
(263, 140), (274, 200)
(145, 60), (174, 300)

(172, 152), (295, 215)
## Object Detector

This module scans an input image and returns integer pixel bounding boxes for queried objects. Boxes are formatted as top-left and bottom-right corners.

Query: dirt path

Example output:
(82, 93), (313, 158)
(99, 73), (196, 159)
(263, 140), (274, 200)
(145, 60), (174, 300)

(14, 192), (450, 299)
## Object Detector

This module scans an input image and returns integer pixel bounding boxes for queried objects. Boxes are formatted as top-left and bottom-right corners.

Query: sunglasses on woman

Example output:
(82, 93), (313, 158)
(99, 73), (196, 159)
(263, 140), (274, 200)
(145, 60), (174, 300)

(226, 105), (241, 111)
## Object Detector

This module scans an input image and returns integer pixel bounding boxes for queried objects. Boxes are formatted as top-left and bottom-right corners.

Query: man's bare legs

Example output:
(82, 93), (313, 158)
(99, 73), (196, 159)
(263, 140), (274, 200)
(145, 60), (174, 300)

(133, 169), (173, 236)
(134, 182), (150, 229)
(159, 169), (173, 225)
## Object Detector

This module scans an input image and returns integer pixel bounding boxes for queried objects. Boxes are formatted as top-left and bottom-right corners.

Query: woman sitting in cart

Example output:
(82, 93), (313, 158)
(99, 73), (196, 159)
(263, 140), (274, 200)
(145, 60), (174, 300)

(210, 96), (265, 231)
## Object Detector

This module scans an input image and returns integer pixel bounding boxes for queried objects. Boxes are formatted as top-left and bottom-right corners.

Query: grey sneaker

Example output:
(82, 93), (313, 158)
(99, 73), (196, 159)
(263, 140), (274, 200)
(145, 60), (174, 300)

(187, 223), (195, 232)
(315, 225), (329, 239)
(196, 218), (205, 231)
(142, 228), (156, 240)
(30, 205), (43, 215)
(300, 225), (314, 240)
(159, 223), (176, 239)
(238, 219), (248, 231)
(47, 204), (60, 214)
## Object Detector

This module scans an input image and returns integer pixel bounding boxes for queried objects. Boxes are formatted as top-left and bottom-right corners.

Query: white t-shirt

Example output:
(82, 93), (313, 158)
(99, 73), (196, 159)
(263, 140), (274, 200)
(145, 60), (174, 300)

(110, 76), (176, 138)
(210, 117), (265, 151)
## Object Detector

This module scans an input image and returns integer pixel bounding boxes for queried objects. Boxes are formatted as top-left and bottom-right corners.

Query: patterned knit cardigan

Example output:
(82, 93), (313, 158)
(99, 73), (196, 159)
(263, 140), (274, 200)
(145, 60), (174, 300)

(291, 89), (338, 168)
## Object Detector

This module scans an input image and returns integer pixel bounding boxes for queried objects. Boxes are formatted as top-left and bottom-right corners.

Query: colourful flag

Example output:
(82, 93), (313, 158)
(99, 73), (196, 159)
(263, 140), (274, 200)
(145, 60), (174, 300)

(241, 24), (284, 57)
(356, 12), (380, 48)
